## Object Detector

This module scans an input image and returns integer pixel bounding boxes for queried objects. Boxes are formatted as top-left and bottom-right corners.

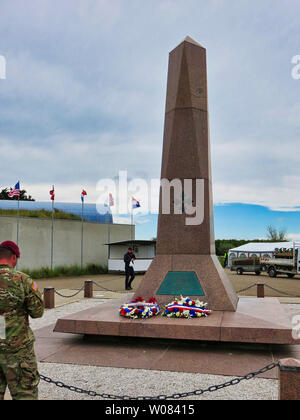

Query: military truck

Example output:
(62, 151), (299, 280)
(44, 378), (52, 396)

(260, 244), (300, 278)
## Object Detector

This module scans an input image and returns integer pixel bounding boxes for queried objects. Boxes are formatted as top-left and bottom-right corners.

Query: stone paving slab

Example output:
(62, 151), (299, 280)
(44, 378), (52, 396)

(31, 298), (300, 380)
(35, 324), (280, 379)
(4, 298), (300, 400)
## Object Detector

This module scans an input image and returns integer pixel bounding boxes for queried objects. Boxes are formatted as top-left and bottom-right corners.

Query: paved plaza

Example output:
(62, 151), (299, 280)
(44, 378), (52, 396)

(4, 271), (300, 400)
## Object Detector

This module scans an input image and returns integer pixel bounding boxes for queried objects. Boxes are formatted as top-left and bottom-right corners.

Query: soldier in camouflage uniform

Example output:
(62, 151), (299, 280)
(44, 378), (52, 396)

(0, 241), (44, 400)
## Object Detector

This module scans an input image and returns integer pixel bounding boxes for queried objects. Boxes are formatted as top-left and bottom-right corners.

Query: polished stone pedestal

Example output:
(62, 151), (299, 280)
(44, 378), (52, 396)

(54, 296), (300, 345)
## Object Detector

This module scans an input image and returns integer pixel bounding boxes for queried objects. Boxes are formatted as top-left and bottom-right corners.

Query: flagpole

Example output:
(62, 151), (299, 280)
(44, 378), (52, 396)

(108, 203), (111, 245)
(16, 183), (20, 269)
(50, 185), (54, 270)
(131, 198), (134, 249)
(81, 196), (84, 269)
(16, 186), (20, 246)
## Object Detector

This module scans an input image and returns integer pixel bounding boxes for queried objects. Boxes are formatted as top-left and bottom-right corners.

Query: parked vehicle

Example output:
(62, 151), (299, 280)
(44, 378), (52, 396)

(261, 244), (300, 278)
(230, 243), (300, 278)
(230, 257), (262, 276)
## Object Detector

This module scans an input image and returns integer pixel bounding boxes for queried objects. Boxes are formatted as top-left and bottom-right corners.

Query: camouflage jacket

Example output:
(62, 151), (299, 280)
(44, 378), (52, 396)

(0, 265), (44, 353)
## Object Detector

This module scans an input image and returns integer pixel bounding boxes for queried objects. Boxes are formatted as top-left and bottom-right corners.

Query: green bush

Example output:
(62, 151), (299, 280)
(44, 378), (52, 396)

(218, 256), (225, 267)
(23, 264), (108, 279)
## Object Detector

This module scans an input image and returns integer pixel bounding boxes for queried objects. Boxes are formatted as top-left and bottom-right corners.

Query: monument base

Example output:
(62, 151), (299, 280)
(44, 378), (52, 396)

(54, 296), (299, 345)
(133, 255), (239, 312)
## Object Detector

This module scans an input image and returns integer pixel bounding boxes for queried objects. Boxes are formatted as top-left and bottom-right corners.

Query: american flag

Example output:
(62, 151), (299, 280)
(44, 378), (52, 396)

(8, 181), (20, 198)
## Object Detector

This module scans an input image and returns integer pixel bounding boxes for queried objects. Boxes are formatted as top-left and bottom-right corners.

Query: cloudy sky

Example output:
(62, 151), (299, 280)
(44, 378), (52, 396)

(0, 0), (300, 238)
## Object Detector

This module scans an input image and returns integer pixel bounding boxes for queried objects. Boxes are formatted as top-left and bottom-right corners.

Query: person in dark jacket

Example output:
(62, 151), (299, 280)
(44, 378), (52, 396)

(124, 248), (136, 290)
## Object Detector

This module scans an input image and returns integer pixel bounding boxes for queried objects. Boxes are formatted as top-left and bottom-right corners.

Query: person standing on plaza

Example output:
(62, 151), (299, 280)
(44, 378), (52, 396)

(124, 247), (136, 290)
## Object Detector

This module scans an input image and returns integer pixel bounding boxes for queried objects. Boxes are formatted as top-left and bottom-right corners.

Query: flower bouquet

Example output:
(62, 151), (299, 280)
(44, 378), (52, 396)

(162, 296), (212, 319)
(119, 297), (160, 319)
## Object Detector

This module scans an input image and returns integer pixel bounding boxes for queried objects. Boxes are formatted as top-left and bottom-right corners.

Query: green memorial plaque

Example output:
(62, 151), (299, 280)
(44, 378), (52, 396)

(157, 271), (205, 296)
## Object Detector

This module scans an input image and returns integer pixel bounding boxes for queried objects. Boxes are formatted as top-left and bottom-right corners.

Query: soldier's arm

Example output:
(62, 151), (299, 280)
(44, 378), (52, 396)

(23, 276), (44, 319)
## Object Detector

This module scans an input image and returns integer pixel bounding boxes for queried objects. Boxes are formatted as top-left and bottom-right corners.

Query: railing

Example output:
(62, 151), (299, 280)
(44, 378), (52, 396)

(43, 280), (129, 309)
(42, 282), (300, 309)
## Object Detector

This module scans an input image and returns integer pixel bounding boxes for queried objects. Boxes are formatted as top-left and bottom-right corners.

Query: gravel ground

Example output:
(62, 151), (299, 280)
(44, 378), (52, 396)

(26, 299), (300, 401)
(38, 362), (278, 401)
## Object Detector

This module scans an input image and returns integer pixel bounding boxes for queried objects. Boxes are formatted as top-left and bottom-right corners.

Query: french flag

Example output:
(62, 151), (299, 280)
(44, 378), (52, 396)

(81, 189), (87, 203)
(132, 197), (141, 209)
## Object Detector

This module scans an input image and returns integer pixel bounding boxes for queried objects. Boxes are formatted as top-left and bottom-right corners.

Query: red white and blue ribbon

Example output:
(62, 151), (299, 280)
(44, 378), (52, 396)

(163, 297), (212, 318)
(165, 305), (211, 315)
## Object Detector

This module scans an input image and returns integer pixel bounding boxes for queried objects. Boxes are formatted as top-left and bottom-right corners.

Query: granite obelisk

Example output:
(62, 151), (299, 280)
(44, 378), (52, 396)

(54, 37), (299, 345)
(135, 37), (238, 311)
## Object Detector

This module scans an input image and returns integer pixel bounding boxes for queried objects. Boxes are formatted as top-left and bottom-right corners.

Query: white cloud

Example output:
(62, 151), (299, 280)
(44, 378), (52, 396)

(0, 0), (300, 215)
(213, 182), (300, 212)
(287, 233), (300, 242)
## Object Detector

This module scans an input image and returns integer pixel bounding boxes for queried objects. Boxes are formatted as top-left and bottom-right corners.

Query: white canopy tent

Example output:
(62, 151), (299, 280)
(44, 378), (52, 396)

(227, 242), (294, 267)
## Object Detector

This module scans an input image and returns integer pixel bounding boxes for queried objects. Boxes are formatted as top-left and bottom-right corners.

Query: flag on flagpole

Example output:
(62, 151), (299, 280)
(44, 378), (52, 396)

(81, 189), (87, 203)
(50, 186), (55, 269)
(8, 181), (20, 198)
(132, 197), (141, 209)
(50, 187), (55, 201)
(109, 193), (114, 207)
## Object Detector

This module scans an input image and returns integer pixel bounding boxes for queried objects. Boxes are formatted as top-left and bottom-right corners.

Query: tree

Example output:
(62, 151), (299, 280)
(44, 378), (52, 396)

(0, 188), (35, 201)
(266, 225), (287, 241)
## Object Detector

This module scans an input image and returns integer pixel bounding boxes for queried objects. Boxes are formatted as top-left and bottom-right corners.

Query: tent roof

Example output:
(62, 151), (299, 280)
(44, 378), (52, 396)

(229, 242), (293, 253)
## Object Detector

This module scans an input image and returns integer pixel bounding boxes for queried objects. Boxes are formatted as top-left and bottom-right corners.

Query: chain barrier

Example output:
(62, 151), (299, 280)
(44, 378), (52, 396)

(42, 267), (300, 301)
(54, 285), (85, 299)
(44, 281), (128, 300)
(264, 284), (300, 298)
(236, 284), (257, 294)
(92, 280), (128, 294)
(40, 361), (279, 400)
(236, 283), (300, 298)
(47, 282), (300, 300)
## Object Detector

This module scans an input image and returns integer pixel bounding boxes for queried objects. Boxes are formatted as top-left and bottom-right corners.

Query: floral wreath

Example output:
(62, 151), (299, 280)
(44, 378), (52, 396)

(162, 296), (212, 319)
(120, 297), (160, 319)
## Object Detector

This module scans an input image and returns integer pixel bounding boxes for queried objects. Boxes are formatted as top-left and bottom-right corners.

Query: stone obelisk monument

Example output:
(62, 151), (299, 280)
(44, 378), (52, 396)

(54, 37), (298, 345)
(135, 37), (238, 311)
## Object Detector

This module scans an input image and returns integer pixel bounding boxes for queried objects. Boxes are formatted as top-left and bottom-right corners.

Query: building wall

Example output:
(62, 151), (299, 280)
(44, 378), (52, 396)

(108, 259), (152, 273)
(0, 215), (133, 270)
(109, 244), (155, 259)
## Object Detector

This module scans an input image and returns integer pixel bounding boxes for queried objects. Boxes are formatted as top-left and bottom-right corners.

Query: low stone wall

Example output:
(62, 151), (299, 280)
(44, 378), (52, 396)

(0, 215), (133, 270)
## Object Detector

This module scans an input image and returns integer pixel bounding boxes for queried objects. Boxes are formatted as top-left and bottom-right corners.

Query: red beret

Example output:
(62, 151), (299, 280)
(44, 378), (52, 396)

(0, 241), (20, 258)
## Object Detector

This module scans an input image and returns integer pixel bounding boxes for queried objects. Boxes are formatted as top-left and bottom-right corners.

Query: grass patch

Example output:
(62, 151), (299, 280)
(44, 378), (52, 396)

(23, 264), (108, 279)
(0, 208), (81, 220)
(218, 256), (225, 267)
